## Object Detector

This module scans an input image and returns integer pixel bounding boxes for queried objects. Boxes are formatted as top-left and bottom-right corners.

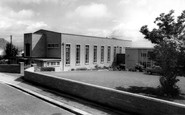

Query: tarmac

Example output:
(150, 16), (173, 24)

(0, 82), (75, 115)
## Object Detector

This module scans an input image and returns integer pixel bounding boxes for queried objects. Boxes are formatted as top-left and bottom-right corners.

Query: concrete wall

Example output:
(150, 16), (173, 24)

(32, 34), (46, 57)
(35, 30), (61, 58)
(46, 31), (61, 58)
(62, 34), (132, 71)
(0, 62), (24, 74)
(24, 70), (185, 115)
(24, 33), (46, 58)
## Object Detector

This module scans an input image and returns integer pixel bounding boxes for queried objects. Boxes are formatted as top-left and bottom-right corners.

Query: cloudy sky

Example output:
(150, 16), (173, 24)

(0, 0), (185, 49)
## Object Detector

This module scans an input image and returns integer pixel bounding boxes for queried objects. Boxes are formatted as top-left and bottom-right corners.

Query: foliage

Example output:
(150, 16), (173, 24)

(4, 43), (18, 59)
(140, 10), (185, 97)
(40, 67), (55, 71)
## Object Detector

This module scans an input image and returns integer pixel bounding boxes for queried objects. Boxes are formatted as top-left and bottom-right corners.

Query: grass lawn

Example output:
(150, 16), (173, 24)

(42, 71), (185, 94)
(42, 71), (185, 104)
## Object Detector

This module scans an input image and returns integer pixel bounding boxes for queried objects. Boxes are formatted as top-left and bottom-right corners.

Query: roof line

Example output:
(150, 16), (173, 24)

(61, 32), (132, 42)
(126, 47), (154, 49)
(34, 29), (132, 42)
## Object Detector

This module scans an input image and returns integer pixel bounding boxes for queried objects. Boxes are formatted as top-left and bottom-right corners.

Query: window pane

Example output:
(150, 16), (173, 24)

(93, 46), (97, 63)
(66, 44), (70, 65)
(76, 45), (80, 64)
(107, 46), (111, 62)
(85, 45), (89, 64)
(101, 46), (104, 62)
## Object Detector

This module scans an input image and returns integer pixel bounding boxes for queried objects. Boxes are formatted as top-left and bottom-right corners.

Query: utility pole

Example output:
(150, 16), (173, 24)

(10, 35), (12, 57)
(10, 35), (12, 45)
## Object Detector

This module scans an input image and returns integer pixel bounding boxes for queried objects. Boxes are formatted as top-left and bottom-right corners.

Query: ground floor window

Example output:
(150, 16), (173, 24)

(107, 46), (111, 62)
(101, 46), (104, 63)
(65, 44), (70, 65)
(76, 45), (80, 64)
(85, 45), (89, 64)
(47, 61), (60, 66)
(93, 46), (97, 63)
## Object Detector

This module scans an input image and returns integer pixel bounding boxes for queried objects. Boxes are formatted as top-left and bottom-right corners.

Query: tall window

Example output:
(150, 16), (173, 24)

(85, 45), (89, 64)
(25, 43), (30, 56)
(119, 47), (122, 53)
(107, 46), (111, 62)
(76, 45), (80, 64)
(114, 46), (116, 58)
(93, 46), (97, 63)
(101, 46), (104, 63)
(65, 44), (70, 65)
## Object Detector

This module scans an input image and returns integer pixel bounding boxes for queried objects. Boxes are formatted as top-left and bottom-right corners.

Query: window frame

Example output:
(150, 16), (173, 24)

(107, 46), (111, 62)
(93, 45), (97, 63)
(65, 44), (71, 65)
(101, 46), (104, 63)
(85, 45), (90, 64)
(76, 44), (81, 65)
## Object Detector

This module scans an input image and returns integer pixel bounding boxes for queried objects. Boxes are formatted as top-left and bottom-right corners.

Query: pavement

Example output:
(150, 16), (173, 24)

(0, 72), (131, 115)
(0, 82), (75, 115)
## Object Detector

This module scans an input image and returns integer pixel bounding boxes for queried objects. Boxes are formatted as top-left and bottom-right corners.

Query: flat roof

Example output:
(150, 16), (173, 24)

(126, 47), (154, 50)
(34, 29), (132, 42)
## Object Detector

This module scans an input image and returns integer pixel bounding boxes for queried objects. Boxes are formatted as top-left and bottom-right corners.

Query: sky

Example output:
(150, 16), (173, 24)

(0, 0), (185, 49)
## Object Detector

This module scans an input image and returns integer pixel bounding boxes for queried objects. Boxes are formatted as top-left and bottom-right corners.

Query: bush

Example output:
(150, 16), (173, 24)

(40, 67), (55, 71)
(76, 67), (87, 71)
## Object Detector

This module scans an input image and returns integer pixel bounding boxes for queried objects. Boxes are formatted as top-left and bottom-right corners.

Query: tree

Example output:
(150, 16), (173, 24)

(4, 43), (18, 59)
(140, 10), (185, 97)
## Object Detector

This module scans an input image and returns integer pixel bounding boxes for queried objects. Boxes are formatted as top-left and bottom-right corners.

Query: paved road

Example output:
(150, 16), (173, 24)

(0, 82), (74, 115)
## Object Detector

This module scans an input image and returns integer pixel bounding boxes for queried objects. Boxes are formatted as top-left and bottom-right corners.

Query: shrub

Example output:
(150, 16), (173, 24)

(40, 67), (55, 71)
(76, 67), (87, 71)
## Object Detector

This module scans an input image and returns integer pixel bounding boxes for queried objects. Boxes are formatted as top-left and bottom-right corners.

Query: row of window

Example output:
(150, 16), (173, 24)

(65, 44), (123, 65)
(48, 44), (59, 48)
(47, 62), (60, 66)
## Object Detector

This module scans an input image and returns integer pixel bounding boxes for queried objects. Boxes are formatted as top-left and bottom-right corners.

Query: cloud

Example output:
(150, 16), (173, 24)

(10, 9), (35, 19)
(0, 3), (49, 48)
(67, 3), (111, 19)
(86, 28), (110, 37)
(0, 6), (48, 32)
(1, 0), (60, 4)
(26, 21), (48, 31)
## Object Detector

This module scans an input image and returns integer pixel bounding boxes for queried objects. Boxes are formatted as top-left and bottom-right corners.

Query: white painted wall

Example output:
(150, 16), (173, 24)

(61, 34), (131, 71)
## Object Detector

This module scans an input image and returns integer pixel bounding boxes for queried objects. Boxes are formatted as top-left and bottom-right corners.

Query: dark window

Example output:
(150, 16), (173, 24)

(85, 45), (89, 64)
(25, 43), (30, 56)
(76, 45), (80, 64)
(101, 46), (104, 63)
(93, 46), (97, 63)
(48, 44), (59, 48)
(65, 44), (70, 65)
(107, 46), (111, 62)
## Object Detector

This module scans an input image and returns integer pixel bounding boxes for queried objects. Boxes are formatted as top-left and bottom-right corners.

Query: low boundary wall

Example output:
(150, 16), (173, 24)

(24, 69), (185, 115)
(0, 62), (24, 74)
